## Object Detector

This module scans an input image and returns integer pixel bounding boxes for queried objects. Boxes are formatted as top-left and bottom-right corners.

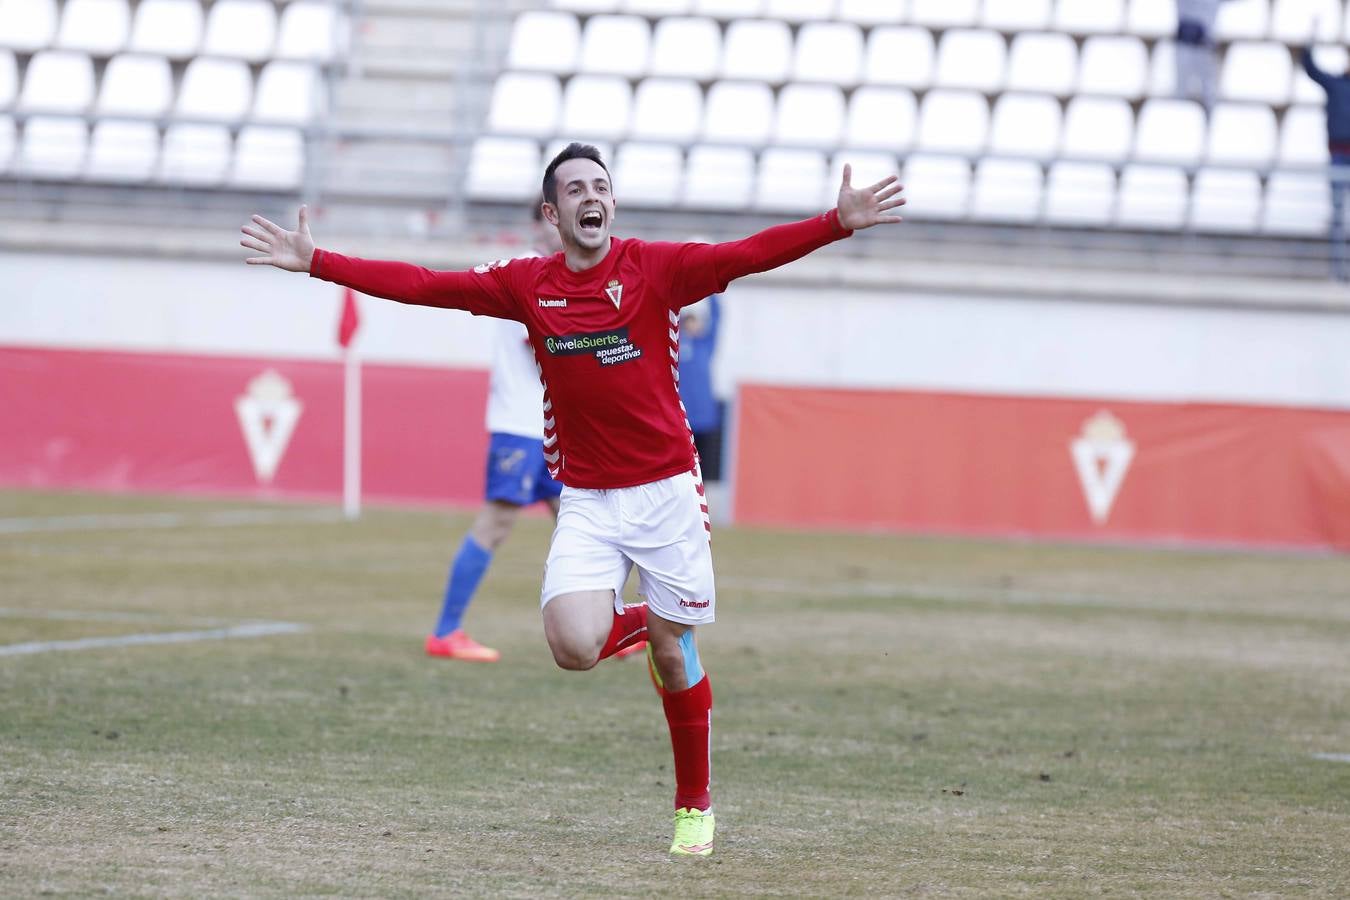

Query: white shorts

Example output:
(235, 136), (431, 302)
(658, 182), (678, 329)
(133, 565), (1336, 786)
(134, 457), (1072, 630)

(540, 470), (715, 626)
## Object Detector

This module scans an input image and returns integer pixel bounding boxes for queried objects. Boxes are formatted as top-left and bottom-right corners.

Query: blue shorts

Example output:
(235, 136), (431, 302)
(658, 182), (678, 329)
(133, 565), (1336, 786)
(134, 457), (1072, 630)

(484, 432), (563, 507)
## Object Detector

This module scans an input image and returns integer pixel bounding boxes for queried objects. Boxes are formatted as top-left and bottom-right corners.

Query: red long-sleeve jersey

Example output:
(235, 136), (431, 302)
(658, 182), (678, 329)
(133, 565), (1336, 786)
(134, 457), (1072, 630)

(310, 210), (854, 489)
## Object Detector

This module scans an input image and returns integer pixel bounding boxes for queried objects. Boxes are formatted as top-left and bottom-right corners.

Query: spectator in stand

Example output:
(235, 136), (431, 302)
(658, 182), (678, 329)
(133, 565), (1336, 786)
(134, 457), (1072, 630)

(1300, 42), (1350, 280)
(1175, 0), (1238, 113)
(677, 293), (723, 482)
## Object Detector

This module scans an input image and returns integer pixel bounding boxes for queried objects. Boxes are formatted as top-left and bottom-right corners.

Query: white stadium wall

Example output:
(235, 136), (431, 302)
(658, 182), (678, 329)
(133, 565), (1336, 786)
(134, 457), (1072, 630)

(3, 250), (1350, 549)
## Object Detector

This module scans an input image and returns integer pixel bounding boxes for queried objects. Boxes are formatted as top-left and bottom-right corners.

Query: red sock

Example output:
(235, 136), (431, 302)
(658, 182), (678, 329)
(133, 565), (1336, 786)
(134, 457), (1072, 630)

(598, 602), (648, 660)
(662, 674), (713, 811)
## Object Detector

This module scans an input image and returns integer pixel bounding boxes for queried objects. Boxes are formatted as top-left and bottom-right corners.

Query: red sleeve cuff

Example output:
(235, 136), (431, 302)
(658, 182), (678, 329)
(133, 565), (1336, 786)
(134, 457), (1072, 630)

(825, 208), (854, 239)
(309, 248), (325, 279)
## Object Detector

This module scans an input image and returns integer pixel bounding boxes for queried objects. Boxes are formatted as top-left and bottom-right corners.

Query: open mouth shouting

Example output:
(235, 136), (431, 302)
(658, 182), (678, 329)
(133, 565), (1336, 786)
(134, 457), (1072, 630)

(578, 207), (605, 235)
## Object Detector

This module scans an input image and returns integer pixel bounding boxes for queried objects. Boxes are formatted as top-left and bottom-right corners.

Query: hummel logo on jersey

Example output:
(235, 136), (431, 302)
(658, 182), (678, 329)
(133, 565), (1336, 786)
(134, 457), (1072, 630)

(678, 598), (710, 609)
(538, 298), (568, 308)
(604, 279), (623, 309)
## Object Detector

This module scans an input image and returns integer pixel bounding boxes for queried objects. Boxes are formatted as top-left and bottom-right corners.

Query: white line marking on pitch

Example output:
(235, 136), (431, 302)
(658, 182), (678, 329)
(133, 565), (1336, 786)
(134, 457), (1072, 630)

(0, 622), (310, 657)
(0, 508), (344, 535)
(1312, 753), (1350, 763)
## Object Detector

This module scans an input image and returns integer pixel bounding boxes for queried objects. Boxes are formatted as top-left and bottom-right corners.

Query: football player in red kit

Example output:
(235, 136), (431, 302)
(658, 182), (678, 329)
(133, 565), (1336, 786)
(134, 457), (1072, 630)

(240, 143), (905, 856)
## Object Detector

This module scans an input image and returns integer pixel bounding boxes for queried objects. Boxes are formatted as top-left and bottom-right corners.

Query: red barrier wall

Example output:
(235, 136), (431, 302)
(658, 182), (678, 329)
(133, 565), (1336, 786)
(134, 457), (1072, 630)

(0, 346), (490, 506)
(733, 384), (1350, 551)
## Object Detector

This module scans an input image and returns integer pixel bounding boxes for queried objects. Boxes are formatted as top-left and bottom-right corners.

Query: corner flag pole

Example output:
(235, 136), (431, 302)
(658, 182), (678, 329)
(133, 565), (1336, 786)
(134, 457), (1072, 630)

(337, 288), (362, 520)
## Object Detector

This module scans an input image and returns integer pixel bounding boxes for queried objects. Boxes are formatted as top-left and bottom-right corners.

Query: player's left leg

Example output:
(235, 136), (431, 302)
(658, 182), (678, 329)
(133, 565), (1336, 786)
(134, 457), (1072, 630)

(621, 470), (716, 855)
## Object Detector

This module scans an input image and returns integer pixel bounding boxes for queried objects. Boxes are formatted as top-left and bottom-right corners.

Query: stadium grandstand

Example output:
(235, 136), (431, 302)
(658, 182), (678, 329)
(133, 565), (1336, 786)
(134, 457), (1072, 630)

(1, 0), (1349, 284)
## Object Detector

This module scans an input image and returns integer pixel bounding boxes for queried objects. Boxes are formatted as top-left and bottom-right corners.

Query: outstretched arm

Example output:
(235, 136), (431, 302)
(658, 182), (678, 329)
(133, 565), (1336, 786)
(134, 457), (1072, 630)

(239, 207), (522, 318)
(655, 165), (905, 304)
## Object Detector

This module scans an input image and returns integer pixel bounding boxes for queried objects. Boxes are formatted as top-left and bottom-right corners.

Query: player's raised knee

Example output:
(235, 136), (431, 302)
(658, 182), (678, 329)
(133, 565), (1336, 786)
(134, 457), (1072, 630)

(547, 637), (600, 671)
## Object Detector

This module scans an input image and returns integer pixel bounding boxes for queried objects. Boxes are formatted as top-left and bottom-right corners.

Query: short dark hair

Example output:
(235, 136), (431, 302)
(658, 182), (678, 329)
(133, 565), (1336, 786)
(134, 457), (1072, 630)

(542, 142), (610, 205)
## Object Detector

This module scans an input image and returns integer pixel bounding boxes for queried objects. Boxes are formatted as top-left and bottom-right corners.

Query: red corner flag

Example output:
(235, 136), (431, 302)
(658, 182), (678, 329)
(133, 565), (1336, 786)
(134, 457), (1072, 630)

(337, 287), (360, 349)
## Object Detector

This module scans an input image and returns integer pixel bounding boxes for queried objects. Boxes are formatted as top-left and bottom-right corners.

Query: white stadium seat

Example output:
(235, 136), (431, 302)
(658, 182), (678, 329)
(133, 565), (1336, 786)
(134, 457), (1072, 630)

(1221, 42), (1293, 104)
(487, 73), (561, 138)
(910, 0), (978, 28)
(1044, 161), (1116, 226)
(0, 0), (59, 51)
(702, 81), (774, 145)
(0, 51), (16, 106)
(754, 148), (828, 213)
(1189, 168), (1262, 232)
(1205, 103), (1277, 167)
(579, 15), (650, 77)
(85, 120), (157, 182)
(630, 78), (702, 142)
(1116, 165), (1188, 230)
(1215, 0), (1270, 41)
(982, 0), (1052, 31)
(682, 144), (754, 209)
(792, 22), (864, 85)
(613, 142), (683, 207)
(57, 0), (130, 54)
(1262, 171), (1330, 235)
(202, 0), (276, 62)
(1295, 45), (1349, 103)
(554, 0), (619, 10)
(561, 75), (632, 141)
(902, 154), (971, 219)
(96, 54), (172, 116)
(934, 29), (1006, 93)
(1147, 39), (1176, 97)
(0, 115), (14, 174)
(917, 90), (988, 155)
(989, 93), (1062, 160)
(764, 0), (832, 21)
(1279, 106), (1329, 166)
(1078, 36), (1149, 99)
(774, 84), (845, 148)
(971, 158), (1044, 223)
(1270, 0), (1341, 43)
(835, 0), (904, 24)
(19, 51), (95, 113)
(507, 11), (580, 74)
(1061, 96), (1134, 163)
(230, 125), (303, 190)
(720, 18), (791, 82)
(128, 0), (203, 58)
(253, 61), (323, 125)
(175, 57), (252, 122)
(693, 0), (763, 14)
(19, 116), (86, 178)
(865, 27), (934, 89)
(1127, 0), (1177, 39)
(650, 17), (720, 80)
(623, 0), (692, 12)
(1055, 0), (1126, 34)
(158, 123), (230, 185)
(1134, 98), (1207, 165)
(1006, 32), (1077, 96)
(276, 1), (347, 62)
(844, 87), (917, 152)
(466, 136), (540, 200)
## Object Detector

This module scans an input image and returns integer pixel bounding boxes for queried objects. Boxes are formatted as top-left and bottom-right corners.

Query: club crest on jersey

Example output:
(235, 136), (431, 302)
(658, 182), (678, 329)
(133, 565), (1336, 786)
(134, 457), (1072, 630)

(604, 279), (623, 309)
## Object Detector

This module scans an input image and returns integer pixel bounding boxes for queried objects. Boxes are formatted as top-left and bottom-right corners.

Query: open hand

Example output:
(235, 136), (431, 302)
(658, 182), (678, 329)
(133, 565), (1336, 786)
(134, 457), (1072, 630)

(240, 206), (316, 272)
(837, 165), (906, 231)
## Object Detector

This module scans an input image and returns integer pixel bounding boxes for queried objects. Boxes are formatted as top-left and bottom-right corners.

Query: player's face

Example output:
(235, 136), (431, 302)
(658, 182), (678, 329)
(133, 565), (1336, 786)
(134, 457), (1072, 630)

(548, 158), (615, 252)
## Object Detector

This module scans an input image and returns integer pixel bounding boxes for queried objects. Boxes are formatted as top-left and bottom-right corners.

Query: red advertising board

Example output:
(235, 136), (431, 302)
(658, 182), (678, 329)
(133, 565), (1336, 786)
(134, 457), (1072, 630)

(0, 346), (490, 506)
(733, 384), (1350, 551)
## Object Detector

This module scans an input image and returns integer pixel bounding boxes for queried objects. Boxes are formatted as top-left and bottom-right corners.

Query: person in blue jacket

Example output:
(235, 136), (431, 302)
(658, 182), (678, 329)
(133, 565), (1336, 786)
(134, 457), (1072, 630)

(1301, 45), (1350, 280)
(678, 294), (723, 481)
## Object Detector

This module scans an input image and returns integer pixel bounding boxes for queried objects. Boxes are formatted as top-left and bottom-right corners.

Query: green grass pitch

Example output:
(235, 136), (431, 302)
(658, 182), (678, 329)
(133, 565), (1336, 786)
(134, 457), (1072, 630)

(1, 489), (1348, 897)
